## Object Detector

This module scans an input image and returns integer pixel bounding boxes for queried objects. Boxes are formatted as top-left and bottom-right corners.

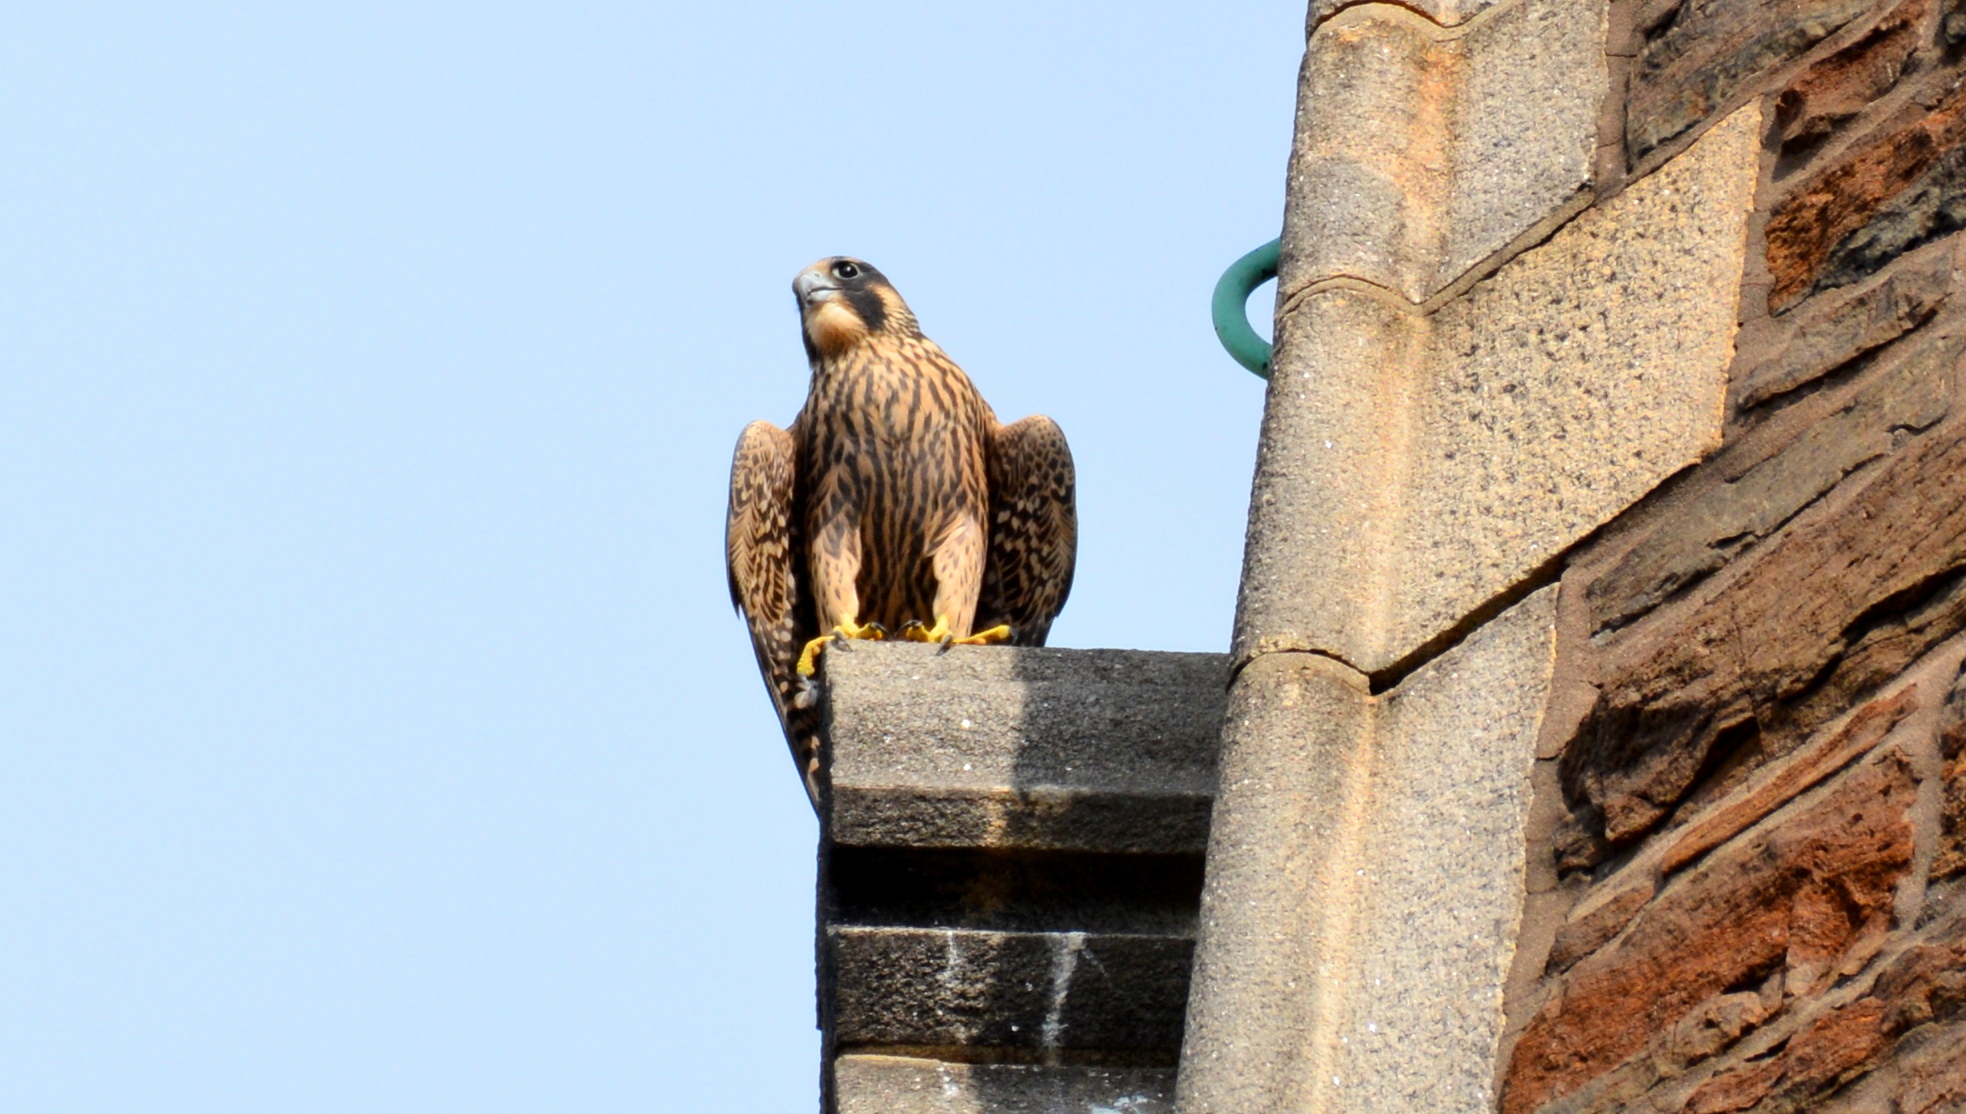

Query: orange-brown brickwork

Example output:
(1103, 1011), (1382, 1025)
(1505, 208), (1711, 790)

(1500, 0), (1966, 1110)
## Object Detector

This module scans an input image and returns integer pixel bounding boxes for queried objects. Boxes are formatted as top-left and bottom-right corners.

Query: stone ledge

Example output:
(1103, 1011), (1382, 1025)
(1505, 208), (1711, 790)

(822, 643), (1225, 854)
(832, 1055), (1173, 1114)
(827, 926), (1193, 1052)
(829, 787), (1212, 855)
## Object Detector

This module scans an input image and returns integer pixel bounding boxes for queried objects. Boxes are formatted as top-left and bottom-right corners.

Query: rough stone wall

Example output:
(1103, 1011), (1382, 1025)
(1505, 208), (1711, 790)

(817, 643), (1227, 1114)
(1178, 0), (1966, 1111)
(1498, 0), (1966, 1111)
(808, 2), (1966, 1110)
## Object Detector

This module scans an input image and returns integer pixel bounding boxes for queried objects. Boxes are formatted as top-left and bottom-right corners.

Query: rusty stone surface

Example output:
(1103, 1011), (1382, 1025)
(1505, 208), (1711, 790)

(1880, 1022), (1966, 1113)
(1501, 750), (1918, 1114)
(1546, 881), (1653, 973)
(1734, 237), (1954, 411)
(1660, 685), (1919, 874)
(1768, 80), (1966, 310)
(1627, 0), (1871, 163)
(1589, 331), (1955, 634)
(1875, 911), (1966, 1035)
(1940, 662), (1966, 878)
(1777, 0), (1930, 153)
(1563, 411), (1966, 849)
(1686, 999), (1889, 1112)
(1684, 1051), (1783, 1113)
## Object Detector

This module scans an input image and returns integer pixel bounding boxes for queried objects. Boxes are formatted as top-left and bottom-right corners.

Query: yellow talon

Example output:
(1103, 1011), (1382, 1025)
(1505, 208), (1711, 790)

(796, 619), (886, 676)
(899, 617), (1013, 646)
(898, 617), (950, 643)
(954, 623), (1013, 646)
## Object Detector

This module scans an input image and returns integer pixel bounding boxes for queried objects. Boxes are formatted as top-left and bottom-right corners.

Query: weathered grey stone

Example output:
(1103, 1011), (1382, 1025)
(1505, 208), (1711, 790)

(823, 643), (1225, 852)
(826, 844), (1202, 936)
(1590, 330), (1957, 632)
(1178, 587), (1559, 1114)
(1774, 0), (1927, 155)
(1566, 407), (1966, 848)
(1735, 237), (1955, 410)
(1626, 0), (1871, 163)
(1174, 653), (1376, 1114)
(1308, 0), (1508, 32)
(1767, 80), (1966, 310)
(833, 1056), (1173, 1114)
(1240, 106), (1757, 675)
(1280, 0), (1607, 304)
(828, 926), (1192, 1052)
(1235, 288), (1424, 673)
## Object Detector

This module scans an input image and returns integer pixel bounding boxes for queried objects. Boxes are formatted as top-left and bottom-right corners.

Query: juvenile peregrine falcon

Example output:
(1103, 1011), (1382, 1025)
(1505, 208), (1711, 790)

(726, 257), (1077, 804)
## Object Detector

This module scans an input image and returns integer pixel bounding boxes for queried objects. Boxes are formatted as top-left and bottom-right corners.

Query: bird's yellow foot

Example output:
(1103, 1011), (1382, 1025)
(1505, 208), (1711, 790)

(954, 624), (1013, 646)
(795, 620), (886, 676)
(899, 617), (1014, 646)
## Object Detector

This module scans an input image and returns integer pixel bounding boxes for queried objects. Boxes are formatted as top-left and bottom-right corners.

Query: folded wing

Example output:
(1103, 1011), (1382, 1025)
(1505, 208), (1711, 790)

(978, 415), (1077, 645)
(726, 420), (818, 784)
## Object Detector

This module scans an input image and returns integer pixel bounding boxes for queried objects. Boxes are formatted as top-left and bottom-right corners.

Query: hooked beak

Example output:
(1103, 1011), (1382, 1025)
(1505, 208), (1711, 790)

(794, 268), (841, 309)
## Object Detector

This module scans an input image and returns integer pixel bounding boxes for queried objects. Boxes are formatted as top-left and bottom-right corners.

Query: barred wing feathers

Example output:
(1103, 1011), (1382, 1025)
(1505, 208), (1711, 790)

(978, 414), (1077, 646)
(724, 419), (816, 769)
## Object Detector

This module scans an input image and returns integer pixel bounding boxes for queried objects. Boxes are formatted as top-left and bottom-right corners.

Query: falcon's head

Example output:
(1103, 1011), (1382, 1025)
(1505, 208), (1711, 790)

(794, 257), (919, 361)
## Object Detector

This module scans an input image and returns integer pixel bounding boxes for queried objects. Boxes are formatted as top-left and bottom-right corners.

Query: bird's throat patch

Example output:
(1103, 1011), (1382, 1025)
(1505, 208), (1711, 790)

(807, 299), (870, 357)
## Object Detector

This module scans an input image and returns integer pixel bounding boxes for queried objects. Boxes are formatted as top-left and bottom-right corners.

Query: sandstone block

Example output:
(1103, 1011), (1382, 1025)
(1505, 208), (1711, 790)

(1547, 881), (1654, 973)
(1627, 0), (1871, 163)
(1673, 909), (1966, 1113)
(1181, 588), (1557, 1114)
(1502, 750), (1918, 1114)
(1776, 0), (1929, 153)
(1590, 331), (1955, 633)
(1566, 414), (1966, 847)
(832, 1056), (1173, 1114)
(822, 643), (1224, 853)
(1874, 910), (1966, 1034)
(1768, 79), (1966, 310)
(1734, 237), (1953, 411)
(1685, 999), (1888, 1113)
(1241, 108), (1755, 676)
(1659, 685), (1919, 874)
(1886, 1023), (1966, 1114)
(1936, 660), (1966, 878)
(1307, 0), (1505, 33)
(1281, 0), (1607, 304)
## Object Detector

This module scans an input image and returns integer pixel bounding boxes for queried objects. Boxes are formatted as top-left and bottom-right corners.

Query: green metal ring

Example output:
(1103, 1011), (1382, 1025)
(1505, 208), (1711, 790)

(1211, 238), (1279, 379)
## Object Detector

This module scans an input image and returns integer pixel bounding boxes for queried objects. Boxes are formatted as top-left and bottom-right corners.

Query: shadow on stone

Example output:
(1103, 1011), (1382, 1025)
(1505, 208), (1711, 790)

(817, 642), (1225, 1112)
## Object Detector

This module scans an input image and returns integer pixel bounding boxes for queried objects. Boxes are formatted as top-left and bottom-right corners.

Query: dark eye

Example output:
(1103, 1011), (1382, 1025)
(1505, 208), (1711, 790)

(833, 261), (860, 280)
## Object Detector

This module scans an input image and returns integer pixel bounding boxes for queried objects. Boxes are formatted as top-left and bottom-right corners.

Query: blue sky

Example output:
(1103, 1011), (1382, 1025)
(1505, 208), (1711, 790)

(1, 3), (1299, 1109)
